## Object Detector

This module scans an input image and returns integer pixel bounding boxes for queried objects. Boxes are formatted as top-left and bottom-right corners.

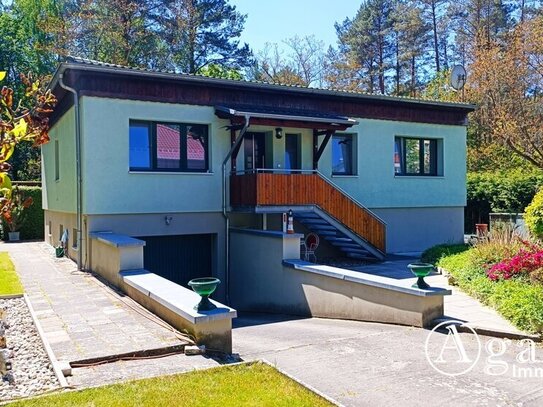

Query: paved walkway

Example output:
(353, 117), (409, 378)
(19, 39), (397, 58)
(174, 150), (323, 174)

(233, 313), (543, 407)
(350, 255), (530, 337)
(1, 242), (220, 388)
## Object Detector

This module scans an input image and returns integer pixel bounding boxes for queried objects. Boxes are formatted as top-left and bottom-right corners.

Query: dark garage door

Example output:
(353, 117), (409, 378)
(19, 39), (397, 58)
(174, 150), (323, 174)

(138, 234), (213, 287)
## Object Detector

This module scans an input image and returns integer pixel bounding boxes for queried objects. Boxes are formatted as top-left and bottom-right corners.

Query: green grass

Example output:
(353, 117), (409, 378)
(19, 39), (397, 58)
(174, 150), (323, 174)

(6, 362), (332, 407)
(437, 249), (543, 333)
(0, 252), (23, 295)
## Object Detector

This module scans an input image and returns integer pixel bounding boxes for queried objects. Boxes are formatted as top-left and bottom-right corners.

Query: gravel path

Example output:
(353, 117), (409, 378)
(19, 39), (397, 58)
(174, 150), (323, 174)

(0, 297), (60, 401)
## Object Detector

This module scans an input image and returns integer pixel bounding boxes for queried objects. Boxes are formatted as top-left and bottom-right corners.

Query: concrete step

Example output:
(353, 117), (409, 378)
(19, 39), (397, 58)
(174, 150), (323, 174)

(326, 237), (355, 243)
(346, 253), (375, 260)
(293, 213), (320, 219)
(304, 224), (336, 231)
(329, 241), (361, 249)
(311, 230), (337, 237)
(298, 219), (330, 226)
(342, 248), (371, 255)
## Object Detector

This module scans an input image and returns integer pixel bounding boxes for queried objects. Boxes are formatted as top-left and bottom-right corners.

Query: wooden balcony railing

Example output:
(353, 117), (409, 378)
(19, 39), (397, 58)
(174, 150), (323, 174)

(230, 170), (386, 253)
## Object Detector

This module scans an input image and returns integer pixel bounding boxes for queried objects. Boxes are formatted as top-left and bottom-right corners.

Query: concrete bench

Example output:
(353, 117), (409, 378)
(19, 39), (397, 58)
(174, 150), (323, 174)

(120, 270), (236, 353)
(88, 231), (236, 354)
(281, 259), (450, 327)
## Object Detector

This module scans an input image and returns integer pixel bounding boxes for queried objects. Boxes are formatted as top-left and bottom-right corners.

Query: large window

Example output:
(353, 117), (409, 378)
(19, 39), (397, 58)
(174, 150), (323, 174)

(394, 137), (439, 176)
(332, 134), (356, 175)
(129, 121), (209, 172)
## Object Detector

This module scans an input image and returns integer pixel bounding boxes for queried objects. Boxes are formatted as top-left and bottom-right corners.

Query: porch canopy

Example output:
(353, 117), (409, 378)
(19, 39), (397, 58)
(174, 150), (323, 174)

(214, 105), (358, 170)
(215, 105), (358, 130)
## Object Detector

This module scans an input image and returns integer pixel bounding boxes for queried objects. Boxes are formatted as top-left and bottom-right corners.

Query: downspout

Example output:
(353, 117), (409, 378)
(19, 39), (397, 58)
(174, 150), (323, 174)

(222, 115), (250, 305)
(58, 74), (83, 271)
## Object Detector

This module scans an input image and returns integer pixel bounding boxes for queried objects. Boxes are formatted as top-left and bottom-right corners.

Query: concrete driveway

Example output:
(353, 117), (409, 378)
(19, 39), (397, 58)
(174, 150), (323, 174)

(233, 313), (543, 406)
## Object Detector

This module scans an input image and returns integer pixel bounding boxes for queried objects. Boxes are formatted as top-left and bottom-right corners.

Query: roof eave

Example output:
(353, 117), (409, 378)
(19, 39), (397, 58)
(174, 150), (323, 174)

(49, 61), (477, 113)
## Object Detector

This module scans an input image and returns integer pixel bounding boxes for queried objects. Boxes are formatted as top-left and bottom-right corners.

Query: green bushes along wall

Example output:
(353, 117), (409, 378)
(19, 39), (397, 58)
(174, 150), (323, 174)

(2, 186), (43, 240)
(466, 171), (543, 233)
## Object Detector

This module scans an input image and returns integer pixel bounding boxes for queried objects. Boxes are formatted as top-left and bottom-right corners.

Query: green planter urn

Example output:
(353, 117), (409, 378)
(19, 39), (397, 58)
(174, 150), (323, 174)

(188, 277), (221, 312)
(407, 263), (434, 289)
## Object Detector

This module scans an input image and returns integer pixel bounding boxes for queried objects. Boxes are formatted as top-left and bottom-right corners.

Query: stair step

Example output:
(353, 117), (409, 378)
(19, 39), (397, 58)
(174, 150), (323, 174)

(342, 248), (370, 255)
(329, 241), (362, 249)
(293, 213), (320, 219)
(346, 253), (375, 260)
(298, 219), (330, 226)
(326, 237), (354, 243)
(311, 230), (337, 236)
(304, 224), (336, 231)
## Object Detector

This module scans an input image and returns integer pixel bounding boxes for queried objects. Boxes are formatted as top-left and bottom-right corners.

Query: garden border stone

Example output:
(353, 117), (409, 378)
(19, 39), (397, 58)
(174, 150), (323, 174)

(23, 294), (69, 388)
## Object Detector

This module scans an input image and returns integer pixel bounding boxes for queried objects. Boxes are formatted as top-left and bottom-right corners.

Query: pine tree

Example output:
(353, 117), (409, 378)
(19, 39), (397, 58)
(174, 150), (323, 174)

(157, 0), (251, 73)
(336, 0), (396, 94)
(392, 1), (430, 96)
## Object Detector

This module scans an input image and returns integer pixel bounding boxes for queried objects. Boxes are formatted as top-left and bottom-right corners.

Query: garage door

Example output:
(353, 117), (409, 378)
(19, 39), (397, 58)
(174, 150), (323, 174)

(137, 234), (213, 287)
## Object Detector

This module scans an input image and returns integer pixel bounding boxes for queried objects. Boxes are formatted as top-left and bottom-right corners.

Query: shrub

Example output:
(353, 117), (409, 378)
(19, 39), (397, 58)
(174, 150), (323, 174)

(486, 248), (543, 281)
(525, 188), (543, 239)
(1, 186), (43, 240)
(465, 170), (543, 233)
(437, 246), (543, 333)
(421, 244), (469, 264)
(490, 281), (543, 333)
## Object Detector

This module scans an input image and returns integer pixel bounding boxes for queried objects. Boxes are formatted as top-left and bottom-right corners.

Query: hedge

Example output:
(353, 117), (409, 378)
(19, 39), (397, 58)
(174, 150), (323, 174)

(466, 170), (543, 233)
(2, 186), (44, 240)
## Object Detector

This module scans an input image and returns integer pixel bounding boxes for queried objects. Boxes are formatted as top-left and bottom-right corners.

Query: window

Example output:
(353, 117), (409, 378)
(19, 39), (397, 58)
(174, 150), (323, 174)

(129, 121), (209, 172)
(48, 221), (52, 236)
(332, 134), (356, 175)
(285, 134), (301, 170)
(54, 140), (60, 181)
(72, 228), (78, 249)
(395, 137), (439, 176)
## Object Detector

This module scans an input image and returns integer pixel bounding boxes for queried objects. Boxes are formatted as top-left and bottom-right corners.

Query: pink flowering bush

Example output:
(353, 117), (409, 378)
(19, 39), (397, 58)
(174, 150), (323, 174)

(486, 240), (543, 281)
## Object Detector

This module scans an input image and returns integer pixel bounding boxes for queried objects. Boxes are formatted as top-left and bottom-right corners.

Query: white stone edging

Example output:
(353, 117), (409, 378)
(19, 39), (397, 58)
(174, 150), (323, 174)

(0, 293), (24, 300)
(23, 294), (69, 388)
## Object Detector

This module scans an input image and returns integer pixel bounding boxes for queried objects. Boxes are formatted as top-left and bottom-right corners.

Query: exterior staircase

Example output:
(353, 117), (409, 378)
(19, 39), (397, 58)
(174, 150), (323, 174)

(293, 209), (383, 260)
(230, 170), (387, 261)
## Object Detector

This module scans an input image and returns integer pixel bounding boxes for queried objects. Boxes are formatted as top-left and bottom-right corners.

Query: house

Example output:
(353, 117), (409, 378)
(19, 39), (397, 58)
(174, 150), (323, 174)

(44, 57), (475, 305)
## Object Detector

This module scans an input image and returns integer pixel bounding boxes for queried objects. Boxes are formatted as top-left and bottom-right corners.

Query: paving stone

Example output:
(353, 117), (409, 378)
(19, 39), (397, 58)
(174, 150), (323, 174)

(0, 242), (188, 365)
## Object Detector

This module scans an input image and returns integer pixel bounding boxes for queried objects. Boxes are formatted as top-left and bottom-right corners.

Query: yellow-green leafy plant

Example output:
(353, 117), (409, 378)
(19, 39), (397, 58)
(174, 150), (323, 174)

(525, 188), (543, 239)
(0, 71), (56, 221)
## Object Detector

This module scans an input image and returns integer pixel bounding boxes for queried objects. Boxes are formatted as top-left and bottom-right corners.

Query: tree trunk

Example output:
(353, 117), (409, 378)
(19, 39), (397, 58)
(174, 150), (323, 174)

(395, 34), (400, 94)
(431, 0), (440, 72)
(378, 37), (385, 94)
(411, 55), (416, 97)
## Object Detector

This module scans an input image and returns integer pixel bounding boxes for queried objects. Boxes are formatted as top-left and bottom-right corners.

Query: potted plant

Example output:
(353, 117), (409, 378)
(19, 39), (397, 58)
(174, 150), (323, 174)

(0, 188), (33, 242)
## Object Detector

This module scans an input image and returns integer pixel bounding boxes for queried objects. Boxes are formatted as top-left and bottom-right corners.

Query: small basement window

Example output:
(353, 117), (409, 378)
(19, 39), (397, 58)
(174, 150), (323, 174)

(54, 140), (60, 181)
(72, 228), (78, 249)
(394, 137), (441, 176)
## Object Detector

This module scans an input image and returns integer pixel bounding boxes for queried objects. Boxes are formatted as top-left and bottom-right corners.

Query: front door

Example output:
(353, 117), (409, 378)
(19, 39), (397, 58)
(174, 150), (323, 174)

(244, 132), (266, 171)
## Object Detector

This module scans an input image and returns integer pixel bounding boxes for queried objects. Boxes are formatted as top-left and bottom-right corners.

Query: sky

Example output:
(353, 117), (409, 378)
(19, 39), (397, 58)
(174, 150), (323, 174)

(230, 0), (362, 52)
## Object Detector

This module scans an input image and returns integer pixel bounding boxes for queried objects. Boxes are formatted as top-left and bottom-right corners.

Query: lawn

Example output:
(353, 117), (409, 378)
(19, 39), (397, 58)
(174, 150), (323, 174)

(0, 252), (23, 295)
(6, 362), (332, 407)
